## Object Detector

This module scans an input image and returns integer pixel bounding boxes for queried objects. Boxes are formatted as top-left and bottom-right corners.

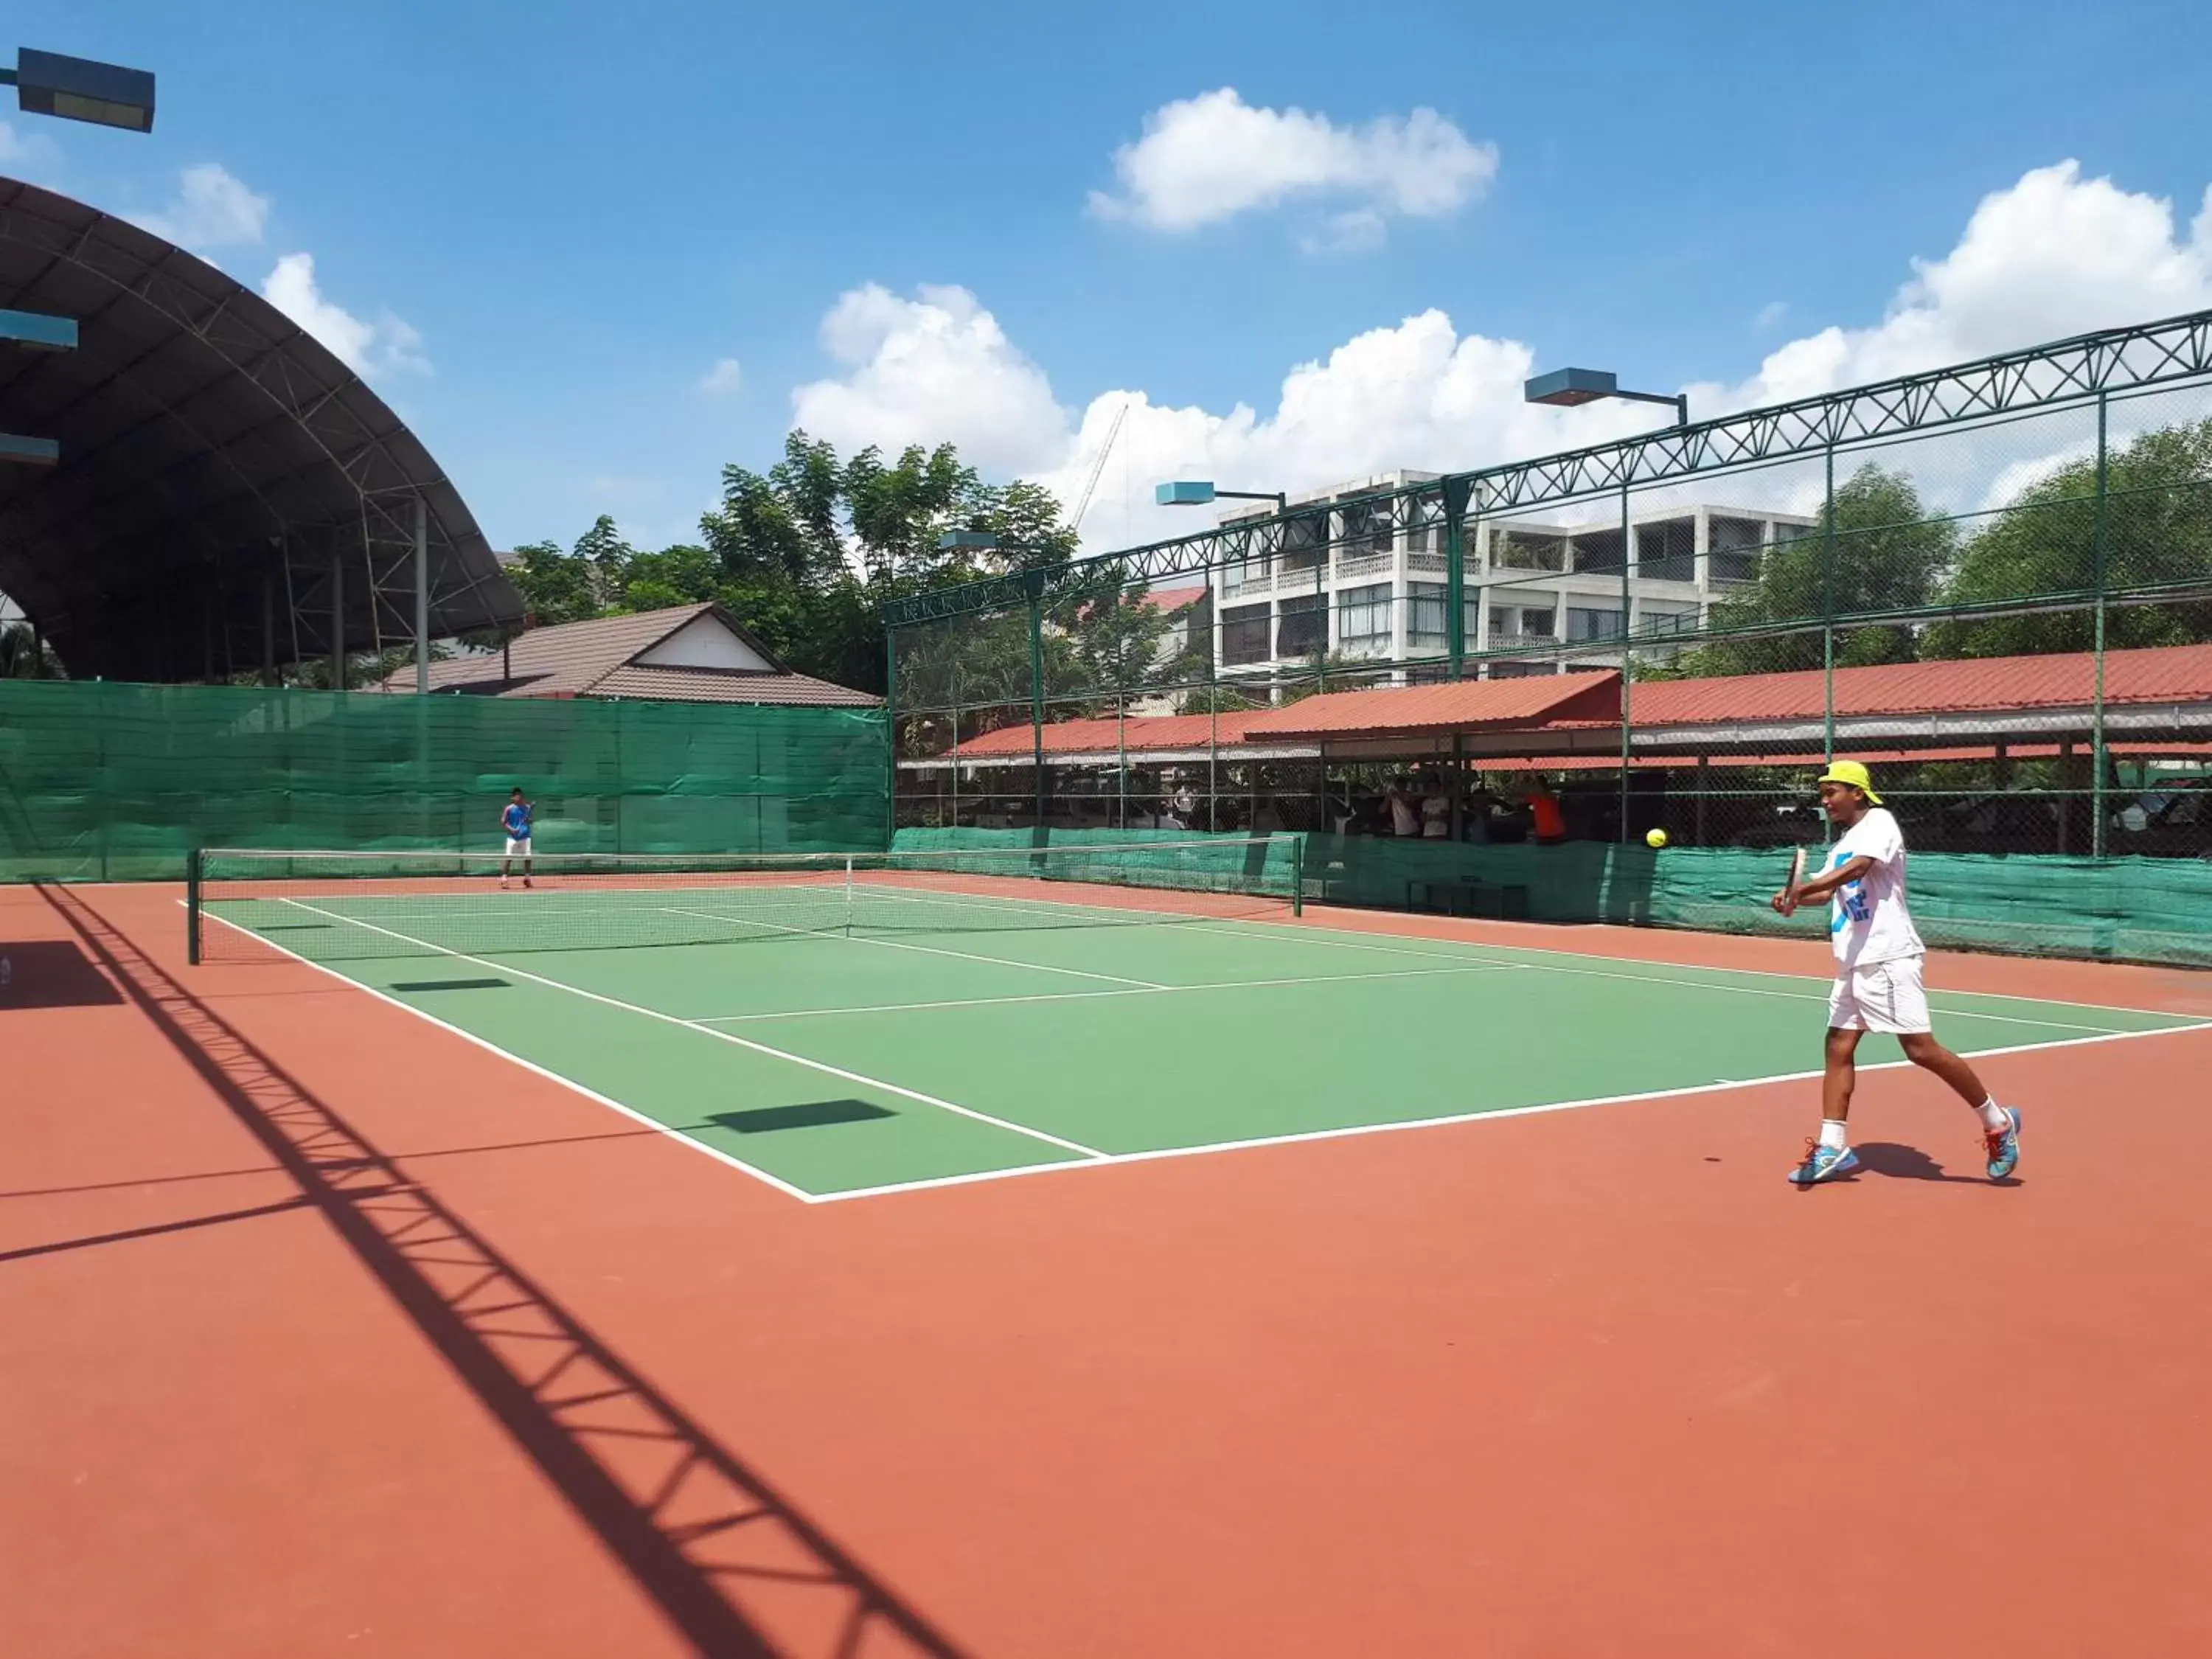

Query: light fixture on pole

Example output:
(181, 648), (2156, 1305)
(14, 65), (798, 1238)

(1523, 367), (1687, 429)
(1155, 480), (1287, 514)
(2, 47), (156, 132)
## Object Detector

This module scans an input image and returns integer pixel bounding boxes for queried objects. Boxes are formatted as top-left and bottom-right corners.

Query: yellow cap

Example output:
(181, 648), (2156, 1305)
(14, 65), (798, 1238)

(1817, 759), (1882, 804)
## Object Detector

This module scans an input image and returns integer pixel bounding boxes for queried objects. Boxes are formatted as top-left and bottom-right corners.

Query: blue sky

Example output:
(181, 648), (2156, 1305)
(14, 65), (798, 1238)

(9, 0), (2212, 554)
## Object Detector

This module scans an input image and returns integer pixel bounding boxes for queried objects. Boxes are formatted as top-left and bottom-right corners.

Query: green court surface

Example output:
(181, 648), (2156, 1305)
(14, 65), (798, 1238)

(204, 881), (2208, 1201)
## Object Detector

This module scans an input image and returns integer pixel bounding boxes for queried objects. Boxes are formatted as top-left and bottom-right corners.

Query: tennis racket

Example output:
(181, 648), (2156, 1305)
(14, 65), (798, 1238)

(1780, 847), (1806, 915)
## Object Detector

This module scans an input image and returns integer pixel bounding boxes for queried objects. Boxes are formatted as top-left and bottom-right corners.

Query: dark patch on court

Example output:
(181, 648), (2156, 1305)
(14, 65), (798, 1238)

(0, 940), (125, 1009)
(392, 978), (512, 992)
(708, 1099), (897, 1135)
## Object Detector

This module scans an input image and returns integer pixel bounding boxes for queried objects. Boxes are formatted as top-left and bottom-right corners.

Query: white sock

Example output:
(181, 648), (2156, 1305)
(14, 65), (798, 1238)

(1819, 1119), (1848, 1151)
(1977, 1096), (2010, 1133)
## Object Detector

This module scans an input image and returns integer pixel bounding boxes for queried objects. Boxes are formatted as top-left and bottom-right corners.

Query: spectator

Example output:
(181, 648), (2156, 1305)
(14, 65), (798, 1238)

(1385, 777), (1421, 838)
(1528, 776), (1567, 845)
(1420, 774), (1450, 838)
(1463, 785), (1495, 844)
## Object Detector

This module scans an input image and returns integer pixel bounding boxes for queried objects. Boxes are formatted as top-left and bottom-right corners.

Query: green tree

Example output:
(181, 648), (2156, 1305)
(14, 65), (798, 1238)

(506, 538), (600, 626)
(1923, 418), (2212, 658)
(1676, 465), (1955, 675)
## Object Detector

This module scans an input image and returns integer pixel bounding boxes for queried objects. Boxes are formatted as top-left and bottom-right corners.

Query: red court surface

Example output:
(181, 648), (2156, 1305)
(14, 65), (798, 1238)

(4, 878), (2210, 1658)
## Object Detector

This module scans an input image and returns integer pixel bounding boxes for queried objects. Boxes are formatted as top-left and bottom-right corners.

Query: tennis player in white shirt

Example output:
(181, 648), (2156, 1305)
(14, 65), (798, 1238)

(1771, 761), (2022, 1186)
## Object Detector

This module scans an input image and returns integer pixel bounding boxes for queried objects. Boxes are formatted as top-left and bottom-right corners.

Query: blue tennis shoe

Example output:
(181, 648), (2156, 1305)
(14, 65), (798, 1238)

(1983, 1107), (2022, 1180)
(1788, 1142), (1860, 1186)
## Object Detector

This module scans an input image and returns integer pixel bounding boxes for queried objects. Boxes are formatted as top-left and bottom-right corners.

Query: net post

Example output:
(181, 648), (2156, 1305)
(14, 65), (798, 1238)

(881, 621), (898, 851)
(186, 846), (202, 965)
(1290, 833), (1304, 918)
(844, 854), (855, 935)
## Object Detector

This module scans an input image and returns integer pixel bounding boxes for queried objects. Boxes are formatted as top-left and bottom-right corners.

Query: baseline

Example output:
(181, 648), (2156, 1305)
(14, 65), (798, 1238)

(807, 1018), (2212, 1203)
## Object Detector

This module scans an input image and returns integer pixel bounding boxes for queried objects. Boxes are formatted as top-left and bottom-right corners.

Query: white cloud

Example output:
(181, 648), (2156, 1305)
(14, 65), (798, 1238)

(260, 252), (431, 380)
(793, 283), (1067, 474)
(0, 120), (63, 182)
(133, 163), (270, 251)
(1696, 161), (2212, 412)
(797, 161), (2212, 549)
(699, 356), (745, 395)
(1088, 88), (1497, 243)
(1754, 299), (1788, 330)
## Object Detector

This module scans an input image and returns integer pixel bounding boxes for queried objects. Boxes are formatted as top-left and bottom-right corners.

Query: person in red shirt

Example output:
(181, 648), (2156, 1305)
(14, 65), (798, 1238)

(1528, 776), (1566, 845)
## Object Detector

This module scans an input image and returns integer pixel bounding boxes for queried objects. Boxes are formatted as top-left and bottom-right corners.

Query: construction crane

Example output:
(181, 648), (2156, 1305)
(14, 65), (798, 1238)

(1066, 398), (1129, 537)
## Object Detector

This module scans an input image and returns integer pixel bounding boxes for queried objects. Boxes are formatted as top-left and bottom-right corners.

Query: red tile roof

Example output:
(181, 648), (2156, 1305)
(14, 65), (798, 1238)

(377, 603), (880, 706)
(1144, 585), (1208, 612)
(1239, 671), (1621, 739)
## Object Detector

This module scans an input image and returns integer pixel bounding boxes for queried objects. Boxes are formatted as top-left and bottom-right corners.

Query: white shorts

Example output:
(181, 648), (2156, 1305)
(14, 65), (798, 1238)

(1827, 956), (1930, 1034)
(504, 837), (532, 857)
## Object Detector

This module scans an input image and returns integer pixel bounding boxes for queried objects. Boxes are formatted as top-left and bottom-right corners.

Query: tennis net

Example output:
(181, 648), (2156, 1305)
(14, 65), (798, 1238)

(188, 838), (1305, 965)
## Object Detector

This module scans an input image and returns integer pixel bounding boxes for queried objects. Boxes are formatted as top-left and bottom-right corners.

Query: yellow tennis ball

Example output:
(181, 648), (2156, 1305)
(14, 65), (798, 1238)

(1646, 828), (1669, 849)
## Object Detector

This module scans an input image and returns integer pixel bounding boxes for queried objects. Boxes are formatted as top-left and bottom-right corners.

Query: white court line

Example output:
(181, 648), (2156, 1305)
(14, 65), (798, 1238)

(899, 878), (2212, 1023)
(193, 907), (821, 1204)
(844, 883), (2177, 1036)
(655, 905), (1165, 990)
(274, 898), (1108, 1169)
(688, 961), (1512, 1024)
(806, 1018), (2212, 1204)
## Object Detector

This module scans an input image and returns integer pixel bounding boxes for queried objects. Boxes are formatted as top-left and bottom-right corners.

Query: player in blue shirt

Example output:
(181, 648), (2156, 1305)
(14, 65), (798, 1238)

(500, 787), (535, 888)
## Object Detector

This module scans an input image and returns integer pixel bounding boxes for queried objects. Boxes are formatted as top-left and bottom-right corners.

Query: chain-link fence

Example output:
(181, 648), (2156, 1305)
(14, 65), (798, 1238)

(888, 310), (2212, 964)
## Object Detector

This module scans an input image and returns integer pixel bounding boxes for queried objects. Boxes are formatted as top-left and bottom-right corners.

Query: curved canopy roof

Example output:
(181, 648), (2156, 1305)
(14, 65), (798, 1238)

(0, 176), (520, 681)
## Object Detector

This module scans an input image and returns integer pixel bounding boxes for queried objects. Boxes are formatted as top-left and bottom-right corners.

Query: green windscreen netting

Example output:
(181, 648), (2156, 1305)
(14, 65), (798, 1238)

(0, 679), (888, 882)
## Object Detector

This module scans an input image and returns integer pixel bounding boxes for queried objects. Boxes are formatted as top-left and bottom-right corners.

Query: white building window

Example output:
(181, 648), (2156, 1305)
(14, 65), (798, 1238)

(1222, 602), (1270, 665)
(1635, 518), (1696, 582)
(1338, 583), (1394, 656)
(1708, 515), (1764, 584)
(1276, 592), (1326, 657)
(1408, 582), (1450, 650)
(1566, 605), (1625, 642)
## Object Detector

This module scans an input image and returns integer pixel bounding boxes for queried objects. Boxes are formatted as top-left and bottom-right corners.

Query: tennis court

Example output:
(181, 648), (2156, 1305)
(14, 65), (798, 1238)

(191, 841), (2209, 1202)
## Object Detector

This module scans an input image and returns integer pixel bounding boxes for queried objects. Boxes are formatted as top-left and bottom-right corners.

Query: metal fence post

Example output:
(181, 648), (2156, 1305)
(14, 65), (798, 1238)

(882, 622), (899, 847)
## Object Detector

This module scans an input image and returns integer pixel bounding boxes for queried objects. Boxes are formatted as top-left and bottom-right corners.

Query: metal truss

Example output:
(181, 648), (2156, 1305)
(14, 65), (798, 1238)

(888, 305), (2212, 629)
(0, 179), (519, 680)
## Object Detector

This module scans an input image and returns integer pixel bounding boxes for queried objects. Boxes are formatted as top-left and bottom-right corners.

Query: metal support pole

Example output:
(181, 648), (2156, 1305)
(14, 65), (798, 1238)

(1822, 445), (1837, 765)
(328, 540), (345, 692)
(1028, 591), (1046, 833)
(882, 623), (899, 846)
(414, 492), (431, 694)
(1450, 731), (1465, 841)
(261, 557), (276, 686)
(1618, 481), (1632, 844)
(2091, 391), (2110, 859)
(1443, 477), (1473, 681)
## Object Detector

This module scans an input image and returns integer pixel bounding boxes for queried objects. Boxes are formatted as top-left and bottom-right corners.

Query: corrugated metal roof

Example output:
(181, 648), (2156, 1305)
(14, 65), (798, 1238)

(1628, 643), (2212, 726)
(952, 710), (1278, 757)
(923, 642), (2212, 762)
(1239, 672), (1621, 738)
(378, 602), (880, 705)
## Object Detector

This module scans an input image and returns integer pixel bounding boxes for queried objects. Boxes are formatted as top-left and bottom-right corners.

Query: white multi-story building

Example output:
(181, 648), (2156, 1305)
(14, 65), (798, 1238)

(1206, 470), (1818, 683)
